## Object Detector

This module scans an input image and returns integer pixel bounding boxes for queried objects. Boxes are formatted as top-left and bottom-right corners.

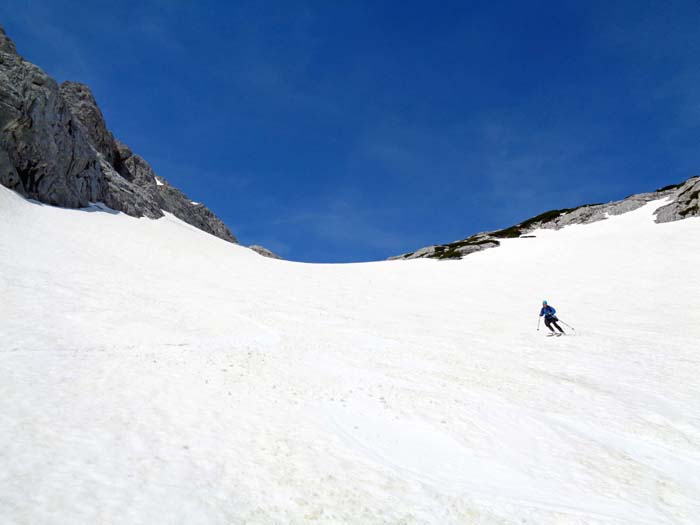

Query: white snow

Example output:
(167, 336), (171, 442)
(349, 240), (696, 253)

(191, 201), (200, 205)
(154, 176), (164, 186)
(1, 185), (699, 524)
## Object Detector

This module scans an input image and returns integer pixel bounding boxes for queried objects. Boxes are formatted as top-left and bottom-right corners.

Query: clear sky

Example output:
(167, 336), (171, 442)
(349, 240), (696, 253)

(2, 1), (700, 262)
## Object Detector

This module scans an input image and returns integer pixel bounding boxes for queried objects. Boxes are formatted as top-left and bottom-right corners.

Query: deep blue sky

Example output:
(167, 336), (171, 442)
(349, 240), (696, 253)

(3, 1), (700, 262)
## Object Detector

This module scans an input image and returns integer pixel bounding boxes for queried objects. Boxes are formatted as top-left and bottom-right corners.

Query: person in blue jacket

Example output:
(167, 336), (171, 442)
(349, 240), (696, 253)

(540, 300), (565, 335)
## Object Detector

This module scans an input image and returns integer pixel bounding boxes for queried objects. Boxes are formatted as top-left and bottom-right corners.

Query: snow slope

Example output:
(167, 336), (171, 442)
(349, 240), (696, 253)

(1, 185), (699, 524)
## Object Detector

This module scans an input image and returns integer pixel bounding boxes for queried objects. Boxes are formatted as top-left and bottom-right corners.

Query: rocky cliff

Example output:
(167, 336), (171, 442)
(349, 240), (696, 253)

(0, 26), (236, 243)
(391, 176), (700, 260)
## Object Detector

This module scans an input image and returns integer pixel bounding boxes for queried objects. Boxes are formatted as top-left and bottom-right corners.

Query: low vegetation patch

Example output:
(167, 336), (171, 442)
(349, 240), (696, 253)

(656, 182), (684, 192)
(435, 236), (500, 260)
(491, 208), (574, 238)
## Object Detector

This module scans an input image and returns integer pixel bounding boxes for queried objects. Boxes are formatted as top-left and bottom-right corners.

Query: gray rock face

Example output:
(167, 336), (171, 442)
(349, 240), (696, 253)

(98, 158), (162, 219)
(655, 177), (700, 222)
(60, 81), (119, 166)
(249, 245), (282, 259)
(0, 26), (17, 54)
(116, 148), (237, 242)
(392, 179), (699, 261)
(0, 32), (104, 207)
(0, 26), (237, 244)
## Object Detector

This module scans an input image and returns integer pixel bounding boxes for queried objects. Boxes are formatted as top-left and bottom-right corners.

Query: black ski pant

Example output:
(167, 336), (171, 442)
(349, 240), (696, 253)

(545, 316), (564, 333)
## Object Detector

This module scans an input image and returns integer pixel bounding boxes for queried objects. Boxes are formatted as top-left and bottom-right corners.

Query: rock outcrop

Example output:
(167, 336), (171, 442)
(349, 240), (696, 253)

(655, 177), (700, 222)
(59, 81), (119, 167)
(0, 28), (104, 208)
(391, 178), (700, 260)
(113, 144), (236, 242)
(249, 245), (282, 259)
(0, 26), (237, 243)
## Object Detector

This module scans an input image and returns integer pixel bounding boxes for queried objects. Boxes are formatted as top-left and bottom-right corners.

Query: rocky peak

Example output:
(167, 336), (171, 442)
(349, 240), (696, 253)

(0, 26), (18, 55)
(0, 33), (103, 208)
(0, 27), (239, 245)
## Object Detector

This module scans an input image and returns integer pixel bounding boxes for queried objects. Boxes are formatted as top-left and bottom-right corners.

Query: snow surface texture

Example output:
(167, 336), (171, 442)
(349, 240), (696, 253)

(1, 185), (699, 524)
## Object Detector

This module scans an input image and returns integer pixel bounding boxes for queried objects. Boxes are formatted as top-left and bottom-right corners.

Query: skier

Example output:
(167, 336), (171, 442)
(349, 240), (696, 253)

(540, 300), (565, 336)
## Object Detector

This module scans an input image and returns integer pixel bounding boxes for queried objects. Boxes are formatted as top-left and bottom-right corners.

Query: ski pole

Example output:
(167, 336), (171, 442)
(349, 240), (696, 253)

(558, 319), (576, 331)
(537, 316), (541, 331)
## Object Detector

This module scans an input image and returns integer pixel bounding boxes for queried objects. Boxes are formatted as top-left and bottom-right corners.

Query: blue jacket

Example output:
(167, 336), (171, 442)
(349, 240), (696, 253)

(540, 305), (556, 318)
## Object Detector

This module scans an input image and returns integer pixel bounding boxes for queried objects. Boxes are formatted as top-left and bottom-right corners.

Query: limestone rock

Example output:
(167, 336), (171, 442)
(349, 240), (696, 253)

(98, 159), (162, 219)
(249, 245), (282, 259)
(391, 179), (697, 261)
(0, 26), (17, 54)
(0, 29), (104, 208)
(0, 26), (238, 244)
(59, 82), (119, 165)
(117, 149), (237, 242)
(655, 177), (700, 222)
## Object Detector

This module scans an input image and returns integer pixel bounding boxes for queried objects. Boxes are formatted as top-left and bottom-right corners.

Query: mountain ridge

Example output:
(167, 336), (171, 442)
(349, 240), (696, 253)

(390, 176), (700, 260)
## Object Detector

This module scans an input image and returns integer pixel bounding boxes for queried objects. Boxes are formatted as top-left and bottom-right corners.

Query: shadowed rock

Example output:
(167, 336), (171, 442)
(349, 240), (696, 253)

(60, 81), (119, 166)
(116, 147), (237, 242)
(0, 26), (17, 54)
(655, 177), (700, 222)
(0, 29), (104, 208)
(0, 26), (237, 243)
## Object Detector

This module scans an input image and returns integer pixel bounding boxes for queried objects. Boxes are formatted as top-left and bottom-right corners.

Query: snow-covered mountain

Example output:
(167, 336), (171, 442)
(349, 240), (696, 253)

(1, 182), (699, 523)
(391, 177), (700, 260)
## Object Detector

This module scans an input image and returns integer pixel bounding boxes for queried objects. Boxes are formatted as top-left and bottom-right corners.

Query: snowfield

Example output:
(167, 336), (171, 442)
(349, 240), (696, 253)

(1, 185), (699, 524)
